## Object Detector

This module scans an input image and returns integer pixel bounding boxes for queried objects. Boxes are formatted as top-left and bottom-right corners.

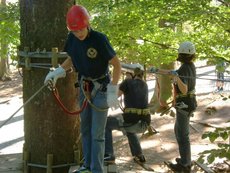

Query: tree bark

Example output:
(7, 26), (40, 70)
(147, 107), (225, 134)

(0, 0), (10, 81)
(19, 1), (80, 173)
(0, 57), (9, 80)
(149, 63), (174, 114)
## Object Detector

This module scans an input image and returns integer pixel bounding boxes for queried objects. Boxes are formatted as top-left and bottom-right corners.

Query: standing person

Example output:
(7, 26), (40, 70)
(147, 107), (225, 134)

(215, 59), (226, 92)
(150, 41), (197, 173)
(104, 64), (150, 165)
(44, 5), (121, 173)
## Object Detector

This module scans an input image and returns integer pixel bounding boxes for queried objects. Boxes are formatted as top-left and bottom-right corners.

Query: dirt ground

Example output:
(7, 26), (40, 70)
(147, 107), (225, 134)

(0, 66), (230, 173)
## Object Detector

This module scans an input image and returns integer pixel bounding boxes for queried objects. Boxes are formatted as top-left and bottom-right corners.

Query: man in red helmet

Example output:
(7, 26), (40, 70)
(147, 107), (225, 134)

(44, 5), (121, 173)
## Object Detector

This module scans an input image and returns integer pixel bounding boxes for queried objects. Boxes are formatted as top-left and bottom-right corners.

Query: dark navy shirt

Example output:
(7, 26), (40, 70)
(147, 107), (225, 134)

(119, 78), (150, 124)
(119, 78), (149, 109)
(64, 29), (116, 83)
(175, 62), (197, 112)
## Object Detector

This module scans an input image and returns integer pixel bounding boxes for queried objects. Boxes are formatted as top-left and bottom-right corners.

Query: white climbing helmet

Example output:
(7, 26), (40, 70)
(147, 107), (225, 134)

(121, 63), (144, 71)
(178, 41), (196, 55)
(132, 63), (144, 71)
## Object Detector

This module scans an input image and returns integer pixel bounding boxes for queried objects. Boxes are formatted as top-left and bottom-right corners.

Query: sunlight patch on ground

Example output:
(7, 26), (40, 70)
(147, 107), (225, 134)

(156, 122), (174, 132)
(0, 96), (24, 155)
(112, 130), (123, 137)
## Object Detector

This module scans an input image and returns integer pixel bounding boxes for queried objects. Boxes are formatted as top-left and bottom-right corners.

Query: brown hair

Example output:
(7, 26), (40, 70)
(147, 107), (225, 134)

(177, 53), (196, 63)
(134, 68), (144, 78)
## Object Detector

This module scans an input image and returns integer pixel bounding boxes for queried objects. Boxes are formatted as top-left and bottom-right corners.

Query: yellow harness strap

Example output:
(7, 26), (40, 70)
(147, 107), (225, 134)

(176, 90), (195, 98)
(124, 108), (150, 115)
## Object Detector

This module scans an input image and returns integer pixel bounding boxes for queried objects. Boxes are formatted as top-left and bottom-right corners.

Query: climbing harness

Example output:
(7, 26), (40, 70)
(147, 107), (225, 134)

(0, 84), (47, 129)
(50, 74), (109, 114)
(80, 77), (109, 112)
(176, 89), (196, 98)
(45, 69), (110, 114)
(124, 108), (150, 115)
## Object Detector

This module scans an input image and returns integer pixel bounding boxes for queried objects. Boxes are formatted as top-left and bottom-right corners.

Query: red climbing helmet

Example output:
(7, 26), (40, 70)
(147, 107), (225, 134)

(66, 5), (90, 31)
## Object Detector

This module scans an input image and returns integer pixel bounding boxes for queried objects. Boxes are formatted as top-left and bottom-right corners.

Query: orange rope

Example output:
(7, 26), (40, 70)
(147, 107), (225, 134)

(52, 84), (88, 115)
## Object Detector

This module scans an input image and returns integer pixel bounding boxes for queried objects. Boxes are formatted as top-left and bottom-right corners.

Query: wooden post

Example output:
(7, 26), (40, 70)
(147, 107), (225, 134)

(23, 150), (29, 173)
(24, 47), (31, 70)
(51, 47), (58, 68)
(47, 154), (53, 173)
(74, 150), (80, 165)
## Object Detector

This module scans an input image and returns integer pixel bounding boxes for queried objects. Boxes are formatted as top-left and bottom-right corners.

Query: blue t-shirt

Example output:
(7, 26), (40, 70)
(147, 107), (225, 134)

(119, 78), (150, 124)
(175, 62), (197, 112)
(64, 29), (116, 83)
(120, 78), (149, 109)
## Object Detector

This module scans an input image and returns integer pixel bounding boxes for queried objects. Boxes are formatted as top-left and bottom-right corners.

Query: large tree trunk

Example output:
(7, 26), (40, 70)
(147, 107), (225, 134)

(19, 1), (80, 173)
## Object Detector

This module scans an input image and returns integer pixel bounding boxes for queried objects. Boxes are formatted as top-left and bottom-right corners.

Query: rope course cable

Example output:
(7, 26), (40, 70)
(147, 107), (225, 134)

(2, 62), (229, 129)
(153, 72), (230, 83)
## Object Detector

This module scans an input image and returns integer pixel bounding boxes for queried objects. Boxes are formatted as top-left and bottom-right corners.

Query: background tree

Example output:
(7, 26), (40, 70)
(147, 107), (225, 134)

(0, 0), (19, 80)
(19, 1), (80, 173)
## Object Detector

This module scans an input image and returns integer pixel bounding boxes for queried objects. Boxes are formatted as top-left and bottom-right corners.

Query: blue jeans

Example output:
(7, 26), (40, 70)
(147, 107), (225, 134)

(175, 109), (192, 167)
(105, 114), (147, 157)
(79, 88), (108, 173)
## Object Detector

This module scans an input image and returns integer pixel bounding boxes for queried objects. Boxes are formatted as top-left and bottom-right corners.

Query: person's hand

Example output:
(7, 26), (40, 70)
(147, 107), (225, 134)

(169, 70), (178, 76)
(149, 67), (159, 73)
(169, 70), (178, 84)
(44, 66), (66, 88)
(107, 84), (119, 109)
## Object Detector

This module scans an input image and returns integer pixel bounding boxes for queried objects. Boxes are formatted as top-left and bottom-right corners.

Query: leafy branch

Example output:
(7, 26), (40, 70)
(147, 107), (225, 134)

(198, 127), (230, 164)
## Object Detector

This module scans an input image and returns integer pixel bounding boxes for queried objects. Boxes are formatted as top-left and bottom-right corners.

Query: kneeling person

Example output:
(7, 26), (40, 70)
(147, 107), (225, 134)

(104, 65), (150, 165)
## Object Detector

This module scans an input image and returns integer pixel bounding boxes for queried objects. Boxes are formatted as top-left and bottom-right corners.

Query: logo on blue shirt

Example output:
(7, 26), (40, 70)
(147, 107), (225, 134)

(87, 47), (97, 58)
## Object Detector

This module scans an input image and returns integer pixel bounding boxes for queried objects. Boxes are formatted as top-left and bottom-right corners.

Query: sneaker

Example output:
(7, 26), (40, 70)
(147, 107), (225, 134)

(175, 158), (194, 168)
(72, 165), (91, 173)
(104, 154), (115, 165)
(168, 162), (191, 173)
(133, 154), (146, 163)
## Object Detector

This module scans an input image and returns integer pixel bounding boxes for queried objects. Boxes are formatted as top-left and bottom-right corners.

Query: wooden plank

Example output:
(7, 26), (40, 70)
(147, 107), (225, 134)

(194, 161), (215, 173)
(68, 164), (118, 173)
(108, 164), (117, 173)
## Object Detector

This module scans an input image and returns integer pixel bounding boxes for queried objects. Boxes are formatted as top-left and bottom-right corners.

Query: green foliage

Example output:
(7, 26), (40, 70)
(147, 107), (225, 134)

(0, 2), (20, 60)
(76, 0), (230, 67)
(198, 127), (230, 164)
